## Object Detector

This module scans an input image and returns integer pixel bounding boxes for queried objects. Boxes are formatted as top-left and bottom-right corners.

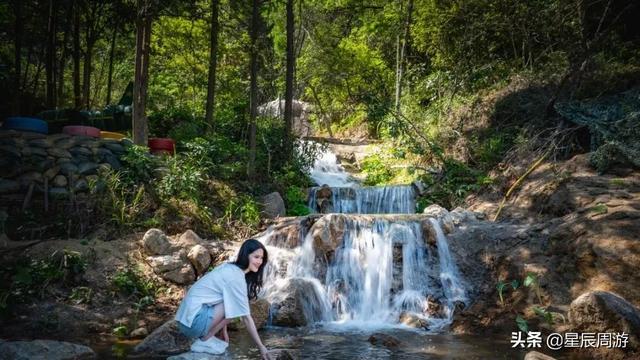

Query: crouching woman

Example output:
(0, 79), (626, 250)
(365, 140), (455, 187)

(175, 239), (271, 359)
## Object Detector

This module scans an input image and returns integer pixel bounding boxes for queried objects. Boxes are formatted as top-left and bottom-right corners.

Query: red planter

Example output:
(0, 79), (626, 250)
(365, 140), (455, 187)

(63, 125), (101, 138)
(148, 138), (175, 155)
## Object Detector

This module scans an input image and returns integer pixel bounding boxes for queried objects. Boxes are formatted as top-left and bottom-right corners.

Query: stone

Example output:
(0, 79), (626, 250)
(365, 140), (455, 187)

(18, 131), (46, 140)
(94, 147), (113, 158)
(47, 148), (72, 159)
(271, 278), (325, 327)
(423, 204), (455, 233)
(524, 351), (557, 360)
(59, 163), (78, 176)
(0, 179), (19, 194)
(228, 298), (271, 331)
(411, 180), (427, 196)
(141, 228), (173, 255)
(70, 146), (93, 157)
(36, 159), (55, 172)
(132, 319), (191, 356)
(0, 144), (22, 157)
(309, 214), (346, 258)
(421, 219), (438, 247)
(569, 291), (640, 350)
(368, 333), (401, 348)
(177, 229), (206, 248)
(399, 312), (429, 329)
(103, 154), (122, 170)
(103, 142), (125, 154)
(23, 146), (48, 157)
(54, 138), (76, 149)
(187, 244), (211, 275)
(74, 179), (89, 192)
(0, 339), (96, 360)
(28, 138), (52, 148)
(261, 192), (286, 219)
(48, 133), (70, 142)
(49, 187), (69, 198)
(53, 175), (68, 187)
(147, 250), (196, 284)
(130, 327), (149, 338)
(162, 263), (196, 285)
(43, 166), (61, 181)
(18, 171), (43, 185)
(78, 162), (99, 175)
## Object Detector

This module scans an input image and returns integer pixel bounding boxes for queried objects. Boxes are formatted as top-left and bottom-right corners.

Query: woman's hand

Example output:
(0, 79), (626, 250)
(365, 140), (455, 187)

(259, 345), (271, 360)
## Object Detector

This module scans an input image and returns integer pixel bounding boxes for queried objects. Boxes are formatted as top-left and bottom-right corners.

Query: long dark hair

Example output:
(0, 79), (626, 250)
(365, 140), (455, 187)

(233, 239), (268, 300)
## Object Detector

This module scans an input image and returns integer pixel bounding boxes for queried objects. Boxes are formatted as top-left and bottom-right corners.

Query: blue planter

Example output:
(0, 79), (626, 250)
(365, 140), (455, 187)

(3, 117), (49, 134)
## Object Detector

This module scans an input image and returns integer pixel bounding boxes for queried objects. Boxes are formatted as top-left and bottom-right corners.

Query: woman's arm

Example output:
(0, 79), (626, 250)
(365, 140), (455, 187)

(241, 315), (271, 360)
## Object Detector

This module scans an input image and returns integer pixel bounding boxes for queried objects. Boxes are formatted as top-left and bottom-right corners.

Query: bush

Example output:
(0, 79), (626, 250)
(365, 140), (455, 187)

(417, 158), (488, 210)
(285, 186), (310, 216)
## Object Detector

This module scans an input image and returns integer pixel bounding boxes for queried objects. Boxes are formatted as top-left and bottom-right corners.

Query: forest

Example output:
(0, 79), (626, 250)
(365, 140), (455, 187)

(1, 0), (640, 359)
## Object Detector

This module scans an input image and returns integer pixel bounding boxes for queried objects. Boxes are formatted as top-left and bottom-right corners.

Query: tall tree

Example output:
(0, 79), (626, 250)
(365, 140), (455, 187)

(204, 0), (220, 128)
(283, 0), (295, 155)
(394, 0), (413, 116)
(72, 0), (81, 109)
(132, 0), (153, 146)
(105, 18), (119, 105)
(247, 0), (260, 177)
(46, 0), (58, 107)
(82, 2), (106, 108)
(12, 0), (23, 114)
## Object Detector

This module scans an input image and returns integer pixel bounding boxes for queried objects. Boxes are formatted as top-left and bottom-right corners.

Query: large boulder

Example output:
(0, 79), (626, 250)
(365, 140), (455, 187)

(368, 333), (401, 348)
(141, 228), (173, 256)
(271, 278), (326, 327)
(133, 319), (191, 356)
(228, 298), (271, 331)
(0, 340), (96, 360)
(188, 244), (212, 276)
(147, 250), (196, 285)
(261, 192), (286, 219)
(422, 204), (455, 234)
(176, 229), (207, 249)
(309, 214), (346, 258)
(569, 291), (640, 351)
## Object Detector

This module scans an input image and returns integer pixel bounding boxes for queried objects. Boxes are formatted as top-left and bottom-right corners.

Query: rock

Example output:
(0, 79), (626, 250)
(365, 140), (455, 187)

(187, 245), (211, 275)
(0, 179), (19, 194)
(74, 179), (89, 192)
(59, 163), (78, 176)
(18, 171), (44, 185)
(228, 298), (271, 331)
(141, 228), (173, 255)
(78, 162), (99, 175)
(49, 187), (69, 198)
(28, 138), (52, 148)
(103, 142), (125, 154)
(569, 291), (640, 350)
(94, 147), (113, 159)
(47, 148), (72, 159)
(177, 229), (206, 249)
(261, 192), (286, 219)
(421, 219), (438, 247)
(70, 146), (93, 157)
(130, 327), (149, 338)
(0, 339), (96, 360)
(0, 144), (22, 157)
(103, 154), (122, 170)
(271, 278), (325, 327)
(53, 175), (68, 187)
(162, 264), (196, 284)
(368, 333), (401, 348)
(24, 146), (48, 157)
(411, 180), (427, 196)
(49, 133), (69, 142)
(133, 319), (191, 356)
(399, 312), (429, 329)
(269, 349), (295, 360)
(309, 214), (346, 257)
(423, 204), (455, 233)
(36, 159), (55, 172)
(54, 138), (76, 149)
(524, 351), (557, 360)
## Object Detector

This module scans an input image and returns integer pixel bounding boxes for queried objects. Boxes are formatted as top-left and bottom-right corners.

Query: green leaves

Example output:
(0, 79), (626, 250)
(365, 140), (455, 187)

(516, 315), (529, 333)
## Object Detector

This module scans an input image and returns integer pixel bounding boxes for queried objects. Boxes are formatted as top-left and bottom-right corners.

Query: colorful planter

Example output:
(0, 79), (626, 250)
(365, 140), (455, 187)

(63, 125), (101, 138)
(148, 138), (176, 155)
(2, 117), (48, 134)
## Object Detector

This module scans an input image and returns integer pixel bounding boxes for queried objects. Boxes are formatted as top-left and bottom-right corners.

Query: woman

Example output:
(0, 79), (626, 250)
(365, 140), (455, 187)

(175, 239), (271, 359)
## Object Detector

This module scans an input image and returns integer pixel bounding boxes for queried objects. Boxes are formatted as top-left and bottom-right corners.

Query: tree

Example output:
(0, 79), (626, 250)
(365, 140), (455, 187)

(133, 0), (153, 146)
(283, 0), (295, 156)
(204, 0), (220, 128)
(247, 0), (260, 178)
(72, 0), (81, 109)
(45, 0), (59, 107)
(394, 0), (413, 116)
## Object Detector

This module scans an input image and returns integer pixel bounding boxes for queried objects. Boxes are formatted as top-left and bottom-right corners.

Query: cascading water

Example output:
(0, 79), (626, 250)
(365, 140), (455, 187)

(255, 143), (467, 331)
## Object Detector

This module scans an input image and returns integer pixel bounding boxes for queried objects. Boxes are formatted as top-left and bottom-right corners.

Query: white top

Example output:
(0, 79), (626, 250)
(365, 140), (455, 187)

(175, 263), (251, 327)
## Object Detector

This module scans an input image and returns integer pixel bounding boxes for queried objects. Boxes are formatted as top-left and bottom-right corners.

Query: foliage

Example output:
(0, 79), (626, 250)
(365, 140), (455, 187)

(417, 158), (489, 210)
(361, 154), (395, 186)
(285, 186), (310, 216)
(111, 267), (157, 300)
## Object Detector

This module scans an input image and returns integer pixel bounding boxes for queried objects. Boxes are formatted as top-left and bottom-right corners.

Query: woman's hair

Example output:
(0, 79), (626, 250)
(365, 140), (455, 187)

(233, 239), (268, 300)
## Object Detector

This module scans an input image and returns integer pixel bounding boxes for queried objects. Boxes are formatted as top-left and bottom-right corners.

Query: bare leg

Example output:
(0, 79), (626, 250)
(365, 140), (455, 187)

(202, 302), (231, 340)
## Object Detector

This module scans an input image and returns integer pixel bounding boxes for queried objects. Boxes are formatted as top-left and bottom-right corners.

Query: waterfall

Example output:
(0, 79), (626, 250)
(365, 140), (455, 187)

(253, 143), (466, 331)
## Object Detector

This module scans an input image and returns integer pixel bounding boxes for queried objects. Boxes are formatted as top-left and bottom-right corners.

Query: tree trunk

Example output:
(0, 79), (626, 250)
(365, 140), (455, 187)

(12, 0), (23, 115)
(57, 12), (71, 106)
(46, 0), (58, 108)
(73, 0), (81, 109)
(106, 20), (118, 105)
(283, 0), (295, 157)
(133, 0), (152, 146)
(394, 0), (413, 116)
(204, 0), (220, 128)
(247, 0), (260, 178)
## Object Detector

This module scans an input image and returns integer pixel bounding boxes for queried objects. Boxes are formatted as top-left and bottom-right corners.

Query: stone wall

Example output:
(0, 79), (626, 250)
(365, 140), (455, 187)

(0, 130), (128, 202)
